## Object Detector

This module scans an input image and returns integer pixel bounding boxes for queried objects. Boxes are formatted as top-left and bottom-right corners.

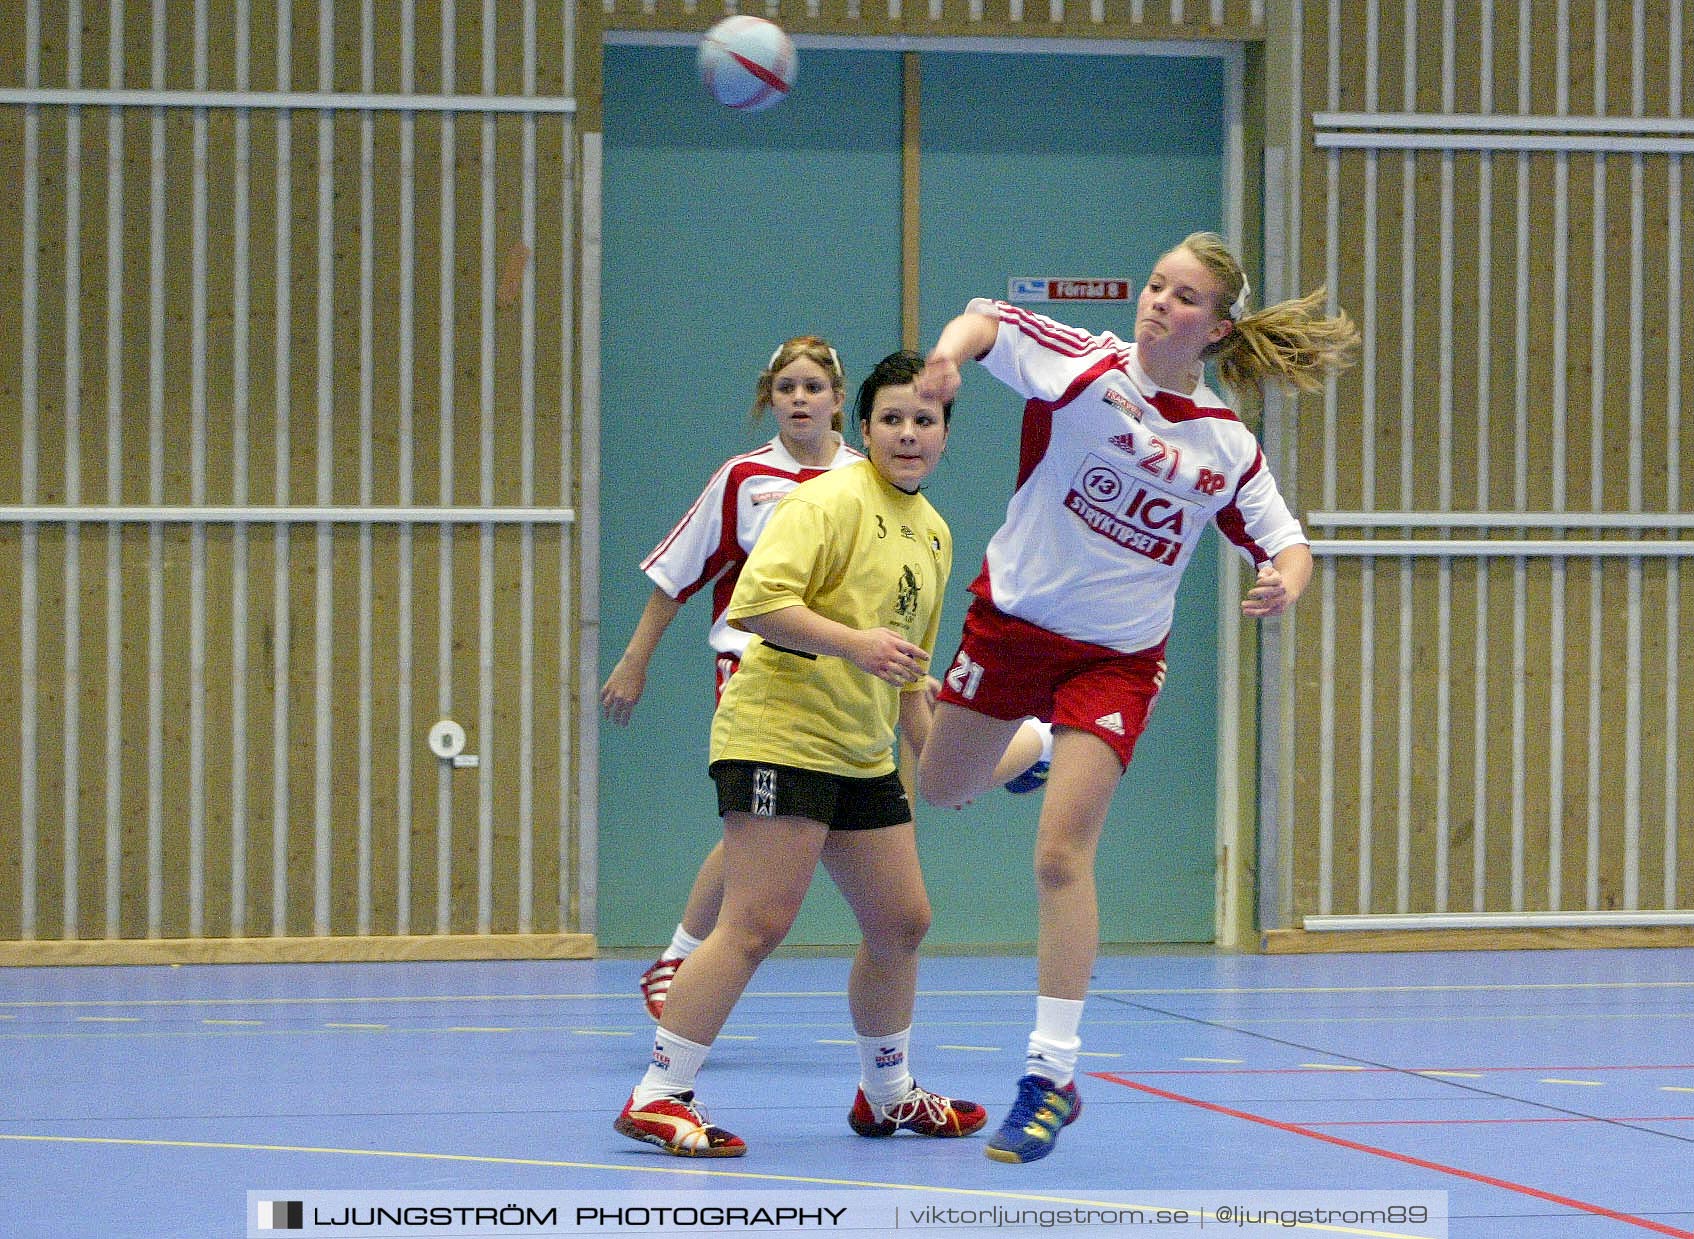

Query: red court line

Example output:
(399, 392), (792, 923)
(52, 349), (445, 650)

(1305, 1115), (1694, 1128)
(1096, 1072), (1694, 1238)
(1123, 1063), (1694, 1076)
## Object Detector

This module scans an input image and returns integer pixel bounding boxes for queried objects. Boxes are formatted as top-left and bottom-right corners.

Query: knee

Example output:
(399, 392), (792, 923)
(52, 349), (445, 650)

(864, 899), (932, 959)
(718, 904), (800, 963)
(916, 761), (969, 811)
(1033, 839), (1093, 895)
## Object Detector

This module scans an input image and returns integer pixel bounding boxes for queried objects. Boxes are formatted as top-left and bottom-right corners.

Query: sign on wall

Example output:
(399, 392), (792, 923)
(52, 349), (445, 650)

(1007, 276), (1132, 302)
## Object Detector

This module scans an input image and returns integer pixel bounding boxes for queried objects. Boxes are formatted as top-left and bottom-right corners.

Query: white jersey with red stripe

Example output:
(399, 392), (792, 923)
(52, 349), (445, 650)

(642, 433), (864, 658)
(968, 297), (1308, 654)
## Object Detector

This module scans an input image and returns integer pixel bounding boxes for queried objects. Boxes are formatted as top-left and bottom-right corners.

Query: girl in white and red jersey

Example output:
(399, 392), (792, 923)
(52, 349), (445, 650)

(600, 336), (863, 1018)
(914, 232), (1359, 1165)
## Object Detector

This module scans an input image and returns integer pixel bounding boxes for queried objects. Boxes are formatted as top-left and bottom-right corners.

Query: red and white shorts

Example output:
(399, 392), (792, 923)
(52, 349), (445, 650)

(935, 598), (1167, 769)
(713, 654), (740, 703)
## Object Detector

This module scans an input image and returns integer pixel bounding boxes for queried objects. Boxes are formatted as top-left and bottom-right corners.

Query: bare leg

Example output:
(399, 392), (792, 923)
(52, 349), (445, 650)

(677, 841), (726, 940)
(916, 704), (1025, 808)
(820, 823), (931, 1035)
(1032, 728), (1123, 999)
(992, 719), (1049, 785)
(657, 813), (826, 1046)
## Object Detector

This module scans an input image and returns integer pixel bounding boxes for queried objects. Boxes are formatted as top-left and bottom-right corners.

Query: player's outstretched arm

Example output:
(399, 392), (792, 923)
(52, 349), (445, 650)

(917, 310), (999, 404)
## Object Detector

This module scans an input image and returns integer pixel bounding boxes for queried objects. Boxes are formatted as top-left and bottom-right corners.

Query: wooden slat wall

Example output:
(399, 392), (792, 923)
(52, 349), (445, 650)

(0, 1), (589, 960)
(1269, 0), (1693, 947)
(23, 0), (1683, 960)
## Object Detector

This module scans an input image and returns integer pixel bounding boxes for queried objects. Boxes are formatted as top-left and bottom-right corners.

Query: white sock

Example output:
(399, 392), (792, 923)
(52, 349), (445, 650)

(632, 1027), (712, 1105)
(857, 1027), (915, 1108)
(1029, 718), (1055, 763)
(1026, 995), (1084, 1087)
(667, 924), (705, 959)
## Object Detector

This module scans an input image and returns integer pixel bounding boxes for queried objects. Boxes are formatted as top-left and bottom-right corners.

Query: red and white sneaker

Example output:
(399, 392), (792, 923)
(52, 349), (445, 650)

(639, 954), (684, 1021)
(614, 1090), (746, 1158)
(848, 1082), (988, 1138)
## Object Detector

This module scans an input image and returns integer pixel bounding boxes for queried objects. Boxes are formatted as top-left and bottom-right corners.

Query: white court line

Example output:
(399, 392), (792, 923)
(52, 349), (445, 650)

(8, 975), (1692, 1011)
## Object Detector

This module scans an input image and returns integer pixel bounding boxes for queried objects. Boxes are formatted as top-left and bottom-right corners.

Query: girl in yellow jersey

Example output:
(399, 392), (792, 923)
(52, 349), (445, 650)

(614, 350), (986, 1158)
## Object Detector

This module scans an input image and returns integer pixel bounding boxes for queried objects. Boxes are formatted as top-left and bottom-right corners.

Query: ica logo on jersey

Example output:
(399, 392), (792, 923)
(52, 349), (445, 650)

(1063, 452), (1204, 566)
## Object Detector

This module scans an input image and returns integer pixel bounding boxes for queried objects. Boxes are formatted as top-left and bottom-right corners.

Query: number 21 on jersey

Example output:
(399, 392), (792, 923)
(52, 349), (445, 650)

(945, 650), (984, 700)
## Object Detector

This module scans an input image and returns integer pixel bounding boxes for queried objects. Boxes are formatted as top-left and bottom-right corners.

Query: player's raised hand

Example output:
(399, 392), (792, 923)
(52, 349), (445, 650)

(916, 353), (963, 405)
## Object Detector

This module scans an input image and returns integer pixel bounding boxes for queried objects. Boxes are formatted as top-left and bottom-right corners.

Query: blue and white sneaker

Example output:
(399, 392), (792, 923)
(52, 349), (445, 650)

(984, 1074), (1082, 1164)
(1003, 761), (1050, 794)
(1003, 720), (1054, 794)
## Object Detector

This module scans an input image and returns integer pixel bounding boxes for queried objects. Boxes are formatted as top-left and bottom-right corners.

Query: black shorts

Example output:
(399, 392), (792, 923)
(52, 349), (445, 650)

(708, 761), (912, 832)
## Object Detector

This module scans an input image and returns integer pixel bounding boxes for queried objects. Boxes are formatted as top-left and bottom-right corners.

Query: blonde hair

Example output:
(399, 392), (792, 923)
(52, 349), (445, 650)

(1177, 231), (1360, 396)
(753, 335), (846, 430)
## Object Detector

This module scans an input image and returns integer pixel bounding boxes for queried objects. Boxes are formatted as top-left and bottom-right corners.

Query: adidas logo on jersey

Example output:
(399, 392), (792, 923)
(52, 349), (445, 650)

(1094, 712), (1126, 736)
(1108, 432), (1137, 455)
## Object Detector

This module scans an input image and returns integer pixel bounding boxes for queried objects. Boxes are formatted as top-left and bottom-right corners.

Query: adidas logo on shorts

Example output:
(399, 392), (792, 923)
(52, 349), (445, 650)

(1095, 711), (1125, 736)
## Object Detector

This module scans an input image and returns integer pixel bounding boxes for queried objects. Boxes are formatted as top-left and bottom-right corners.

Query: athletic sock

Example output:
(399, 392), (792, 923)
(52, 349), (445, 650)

(857, 1027), (915, 1109)
(1025, 995), (1084, 1087)
(631, 1027), (712, 1106)
(666, 924), (705, 960)
(1029, 718), (1055, 764)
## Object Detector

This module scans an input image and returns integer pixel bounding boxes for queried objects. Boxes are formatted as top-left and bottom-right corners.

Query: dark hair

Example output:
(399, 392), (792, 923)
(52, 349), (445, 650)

(854, 349), (953, 426)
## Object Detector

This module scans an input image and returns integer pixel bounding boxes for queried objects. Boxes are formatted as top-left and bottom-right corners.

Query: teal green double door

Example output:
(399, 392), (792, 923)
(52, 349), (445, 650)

(599, 43), (1231, 949)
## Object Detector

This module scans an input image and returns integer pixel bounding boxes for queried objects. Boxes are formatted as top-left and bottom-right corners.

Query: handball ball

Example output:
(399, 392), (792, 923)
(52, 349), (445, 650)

(697, 16), (796, 113)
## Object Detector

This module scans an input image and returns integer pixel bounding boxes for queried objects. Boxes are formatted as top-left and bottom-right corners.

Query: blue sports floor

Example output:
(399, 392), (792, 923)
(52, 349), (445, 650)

(3, 947), (1692, 1238)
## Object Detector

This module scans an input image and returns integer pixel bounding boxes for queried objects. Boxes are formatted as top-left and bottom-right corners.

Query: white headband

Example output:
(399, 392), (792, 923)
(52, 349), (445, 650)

(769, 342), (843, 378)
(1228, 277), (1251, 321)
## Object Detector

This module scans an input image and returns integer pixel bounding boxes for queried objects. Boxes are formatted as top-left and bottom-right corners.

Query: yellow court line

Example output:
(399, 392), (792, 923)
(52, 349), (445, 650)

(0, 1133), (1438, 1239)
(1662, 1086), (1694, 1093)
(324, 1023), (388, 1030)
(1075, 1050), (1122, 1058)
(1219, 1010), (1694, 1028)
(1182, 1057), (1245, 1063)
(570, 1029), (632, 1037)
(937, 1044), (1000, 1052)
(1414, 1071), (1485, 1079)
(0, 993), (620, 1010)
(1539, 1078), (1605, 1086)
(202, 1019), (264, 1026)
(1301, 1063), (1367, 1071)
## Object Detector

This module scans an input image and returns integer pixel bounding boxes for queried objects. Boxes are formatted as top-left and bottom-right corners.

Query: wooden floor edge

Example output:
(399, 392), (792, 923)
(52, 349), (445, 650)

(0, 933), (597, 967)
(1260, 925), (1694, 954)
